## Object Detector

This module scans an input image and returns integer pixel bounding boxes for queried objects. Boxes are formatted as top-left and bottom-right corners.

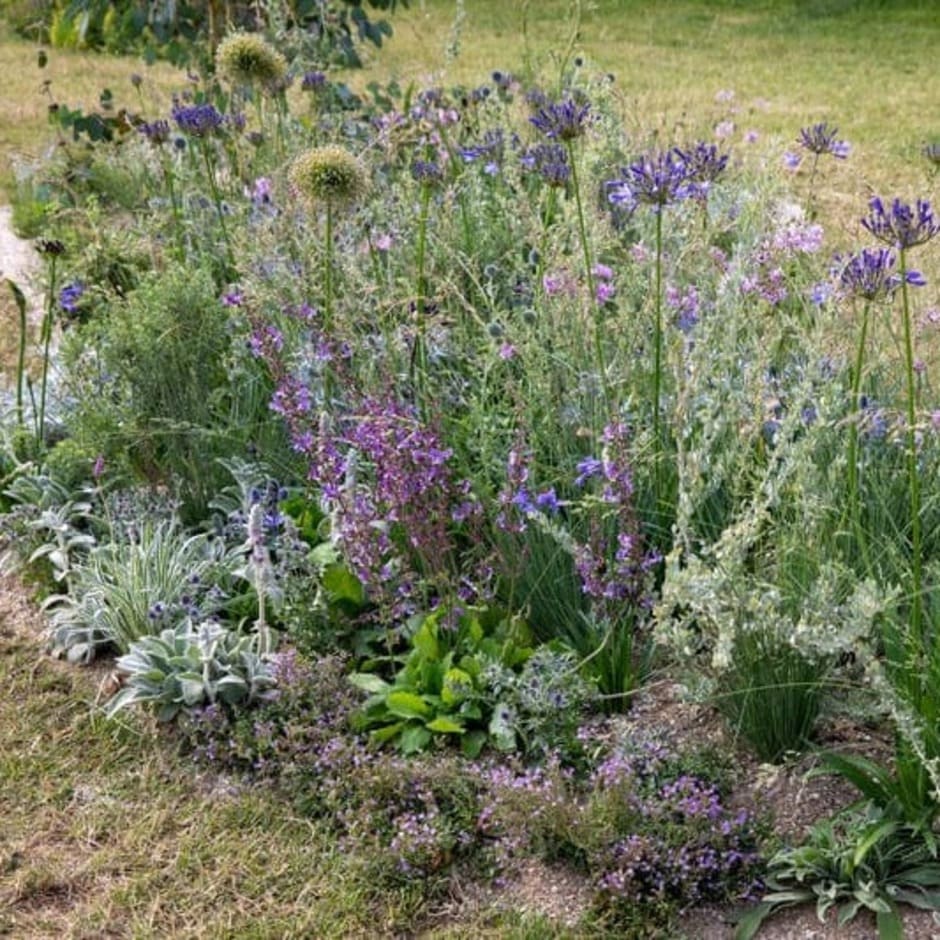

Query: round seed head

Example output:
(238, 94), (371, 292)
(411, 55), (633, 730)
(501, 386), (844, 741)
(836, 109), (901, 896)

(288, 146), (369, 209)
(216, 32), (287, 91)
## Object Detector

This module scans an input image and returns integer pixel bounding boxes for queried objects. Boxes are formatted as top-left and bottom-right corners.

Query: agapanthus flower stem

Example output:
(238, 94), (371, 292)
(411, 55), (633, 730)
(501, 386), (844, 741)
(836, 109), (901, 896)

(200, 142), (235, 273)
(899, 247), (924, 642)
(412, 181), (433, 404)
(846, 299), (872, 572)
(567, 140), (612, 417)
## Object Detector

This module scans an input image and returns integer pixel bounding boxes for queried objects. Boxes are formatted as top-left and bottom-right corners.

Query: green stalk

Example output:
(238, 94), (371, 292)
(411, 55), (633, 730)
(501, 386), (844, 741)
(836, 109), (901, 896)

(324, 200), (334, 332)
(899, 247), (923, 643)
(846, 299), (872, 572)
(200, 141), (235, 272)
(412, 181), (433, 401)
(37, 253), (58, 444)
(652, 208), (664, 452)
(566, 140), (612, 417)
(6, 280), (27, 432)
(160, 152), (185, 263)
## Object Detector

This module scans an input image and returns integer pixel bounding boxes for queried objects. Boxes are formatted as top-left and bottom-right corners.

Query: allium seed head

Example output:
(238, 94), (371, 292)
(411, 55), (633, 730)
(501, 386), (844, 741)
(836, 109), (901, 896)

(288, 146), (369, 209)
(215, 32), (288, 91)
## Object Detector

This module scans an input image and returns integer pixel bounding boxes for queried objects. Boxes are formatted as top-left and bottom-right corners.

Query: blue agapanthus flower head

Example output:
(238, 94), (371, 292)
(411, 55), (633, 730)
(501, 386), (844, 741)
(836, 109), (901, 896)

(676, 141), (729, 185)
(529, 95), (591, 142)
(606, 148), (693, 212)
(797, 122), (850, 159)
(862, 197), (939, 250)
(835, 247), (925, 300)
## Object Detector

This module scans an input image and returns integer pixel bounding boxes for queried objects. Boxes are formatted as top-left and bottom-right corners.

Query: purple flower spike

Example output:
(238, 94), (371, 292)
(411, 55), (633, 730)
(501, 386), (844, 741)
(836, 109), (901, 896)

(861, 197), (940, 250)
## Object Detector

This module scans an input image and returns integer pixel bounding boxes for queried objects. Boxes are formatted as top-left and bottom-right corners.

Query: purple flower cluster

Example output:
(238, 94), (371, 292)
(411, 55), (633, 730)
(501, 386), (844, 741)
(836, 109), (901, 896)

(835, 247), (926, 301)
(308, 397), (483, 619)
(171, 103), (226, 138)
(59, 280), (85, 314)
(861, 197), (939, 250)
(529, 95), (591, 141)
(495, 447), (561, 532)
(797, 122), (851, 159)
(606, 142), (727, 214)
(520, 142), (570, 187)
(139, 119), (171, 146)
(571, 422), (660, 616)
(607, 148), (693, 212)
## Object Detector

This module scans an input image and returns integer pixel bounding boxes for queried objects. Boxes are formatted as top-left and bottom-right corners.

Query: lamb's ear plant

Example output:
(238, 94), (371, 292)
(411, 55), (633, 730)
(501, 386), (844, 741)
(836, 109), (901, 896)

(106, 620), (277, 722)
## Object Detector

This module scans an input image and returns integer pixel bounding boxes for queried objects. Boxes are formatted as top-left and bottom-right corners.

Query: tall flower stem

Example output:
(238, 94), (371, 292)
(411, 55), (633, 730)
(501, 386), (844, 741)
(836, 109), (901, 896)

(200, 142), (235, 272)
(567, 140), (612, 417)
(412, 180), (433, 403)
(324, 201), (334, 332)
(899, 247), (923, 642)
(37, 252), (58, 444)
(159, 153), (185, 262)
(846, 299), (873, 572)
(5, 279), (27, 433)
(652, 208), (664, 449)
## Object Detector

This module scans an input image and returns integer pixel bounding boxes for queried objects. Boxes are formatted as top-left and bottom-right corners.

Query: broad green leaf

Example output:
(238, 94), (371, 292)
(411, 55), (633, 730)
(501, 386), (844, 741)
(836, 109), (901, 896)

(426, 716), (465, 734)
(321, 563), (365, 606)
(854, 819), (899, 868)
(412, 617), (440, 661)
(875, 907), (903, 940)
(441, 667), (473, 706)
(349, 672), (391, 694)
(732, 902), (775, 940)
(179, 677), (205, 706)
(399, 724), (432, 754)
(461, 730), (487, 759)
(370, 722), (405, 745)
(386, 690), (433, 720)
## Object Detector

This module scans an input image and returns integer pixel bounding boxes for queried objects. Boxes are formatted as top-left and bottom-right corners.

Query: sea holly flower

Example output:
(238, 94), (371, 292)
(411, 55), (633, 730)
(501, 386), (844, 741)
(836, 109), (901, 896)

(861, 197), (940, 250)
(797, 121), (851, 159)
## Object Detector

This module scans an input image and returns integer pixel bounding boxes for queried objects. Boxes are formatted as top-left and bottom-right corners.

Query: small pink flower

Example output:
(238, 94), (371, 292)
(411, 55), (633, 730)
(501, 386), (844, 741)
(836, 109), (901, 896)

(715, 120), (735, 140)
(498, 342), (517, 360)
(595, 281), (616, 305)
(629, 243), (650, 264)
(374, 232), (393, 252)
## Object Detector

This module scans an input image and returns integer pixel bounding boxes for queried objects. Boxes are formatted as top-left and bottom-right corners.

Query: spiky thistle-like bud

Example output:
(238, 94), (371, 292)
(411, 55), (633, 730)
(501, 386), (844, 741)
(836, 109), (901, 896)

(215, 32), (287, 93)
(288, 146), (369, 210)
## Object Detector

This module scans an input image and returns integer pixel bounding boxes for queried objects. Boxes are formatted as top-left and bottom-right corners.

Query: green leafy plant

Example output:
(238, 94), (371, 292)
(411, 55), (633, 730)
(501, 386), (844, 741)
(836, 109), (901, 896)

(736, 803), (940, 940)
(716, 627), (828, 763)
(105, 620), (277, 722)
(350, 605), (533, 757)
(44, 519), (230, 662)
